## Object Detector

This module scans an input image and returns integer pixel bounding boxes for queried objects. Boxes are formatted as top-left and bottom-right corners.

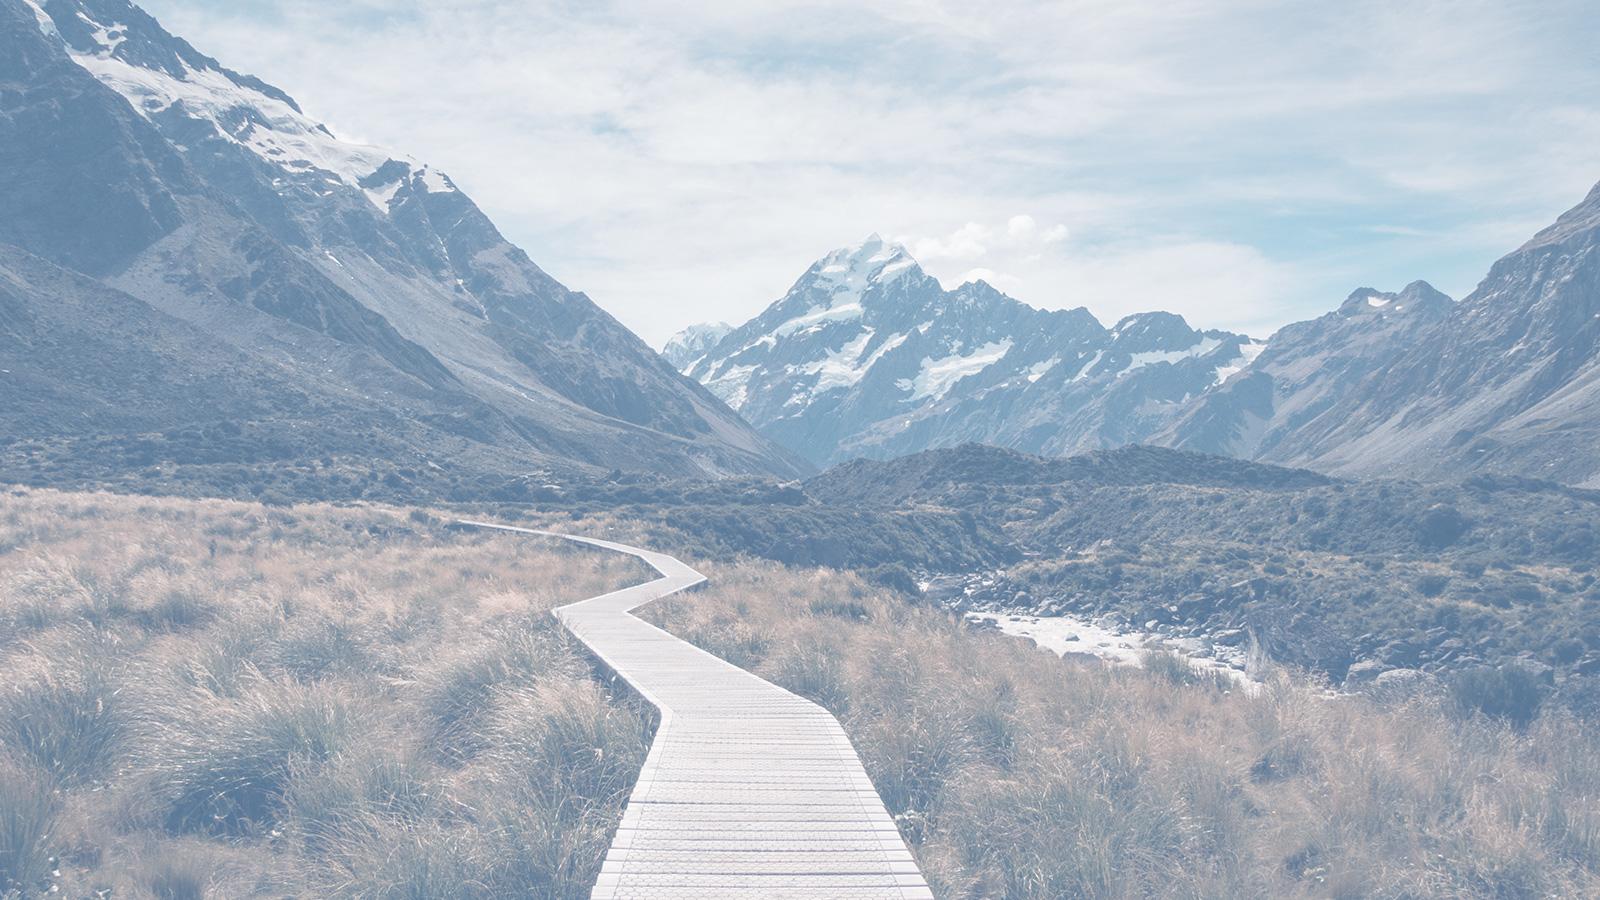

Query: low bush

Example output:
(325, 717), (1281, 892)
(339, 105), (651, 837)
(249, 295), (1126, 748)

(0, 645), (123, 787)
(150, 679), (362, 835)
(1450, 665), (1546, 728)
(0, 755), (57, 897)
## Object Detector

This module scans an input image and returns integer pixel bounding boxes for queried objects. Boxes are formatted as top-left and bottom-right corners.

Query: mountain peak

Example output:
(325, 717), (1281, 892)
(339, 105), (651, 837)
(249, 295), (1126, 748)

(662, 321), (734, 369)
(1109, 311), (1196, 348)
(813, 234), (917, 285)
(1397, 280), (1452, 307)
(1338, 282), (1451, 316)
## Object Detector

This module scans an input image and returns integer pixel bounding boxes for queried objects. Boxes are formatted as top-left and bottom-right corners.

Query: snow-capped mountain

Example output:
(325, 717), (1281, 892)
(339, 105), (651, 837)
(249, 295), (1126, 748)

(682, 236), (1255, 466)
(0, 0), (806, 492)
(662, 322), (733, 370)
(683, 177), (1600, 486)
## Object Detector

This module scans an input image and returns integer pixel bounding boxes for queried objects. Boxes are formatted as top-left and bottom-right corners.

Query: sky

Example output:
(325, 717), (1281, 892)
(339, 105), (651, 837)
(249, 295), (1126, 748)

(139, 0), (1600, 346)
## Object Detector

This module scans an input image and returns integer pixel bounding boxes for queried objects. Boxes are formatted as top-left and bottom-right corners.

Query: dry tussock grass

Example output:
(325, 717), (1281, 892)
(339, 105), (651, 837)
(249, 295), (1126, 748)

(645, 560), (1600, 899)
(0, 488), (649, 898)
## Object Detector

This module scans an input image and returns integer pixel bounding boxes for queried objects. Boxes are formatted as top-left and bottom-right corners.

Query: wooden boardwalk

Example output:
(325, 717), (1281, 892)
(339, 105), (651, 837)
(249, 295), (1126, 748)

(461, 522), (932, 899)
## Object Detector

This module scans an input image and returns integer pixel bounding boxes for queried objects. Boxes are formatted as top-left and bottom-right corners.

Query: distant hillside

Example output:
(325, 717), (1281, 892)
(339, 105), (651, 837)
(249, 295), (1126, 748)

(808, 443), (1331, 506)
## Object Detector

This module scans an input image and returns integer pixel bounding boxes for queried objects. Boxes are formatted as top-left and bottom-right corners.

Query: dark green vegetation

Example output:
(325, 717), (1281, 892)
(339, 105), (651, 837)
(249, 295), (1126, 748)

(807, 445), (1600, 706)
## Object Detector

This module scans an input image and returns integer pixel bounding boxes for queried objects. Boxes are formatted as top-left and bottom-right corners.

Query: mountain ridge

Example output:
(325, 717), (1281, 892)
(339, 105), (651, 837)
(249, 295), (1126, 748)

(681, 235), (1255, 467)
(676, 180), (1600, 484)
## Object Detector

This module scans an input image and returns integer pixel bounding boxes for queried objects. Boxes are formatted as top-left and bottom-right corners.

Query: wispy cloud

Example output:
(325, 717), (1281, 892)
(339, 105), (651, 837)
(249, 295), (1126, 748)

(138, 0), (1600, 344)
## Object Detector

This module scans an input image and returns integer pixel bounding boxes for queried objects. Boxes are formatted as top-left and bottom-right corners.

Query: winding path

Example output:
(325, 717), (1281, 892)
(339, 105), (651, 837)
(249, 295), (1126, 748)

(459, 522), (933, 899)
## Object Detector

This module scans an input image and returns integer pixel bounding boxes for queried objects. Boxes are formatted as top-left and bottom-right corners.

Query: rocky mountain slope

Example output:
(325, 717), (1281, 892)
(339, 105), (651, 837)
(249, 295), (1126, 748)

(0, 0), (805, 501)
(1167, 184), (1600, 486)
(683, 236), (1256, 467)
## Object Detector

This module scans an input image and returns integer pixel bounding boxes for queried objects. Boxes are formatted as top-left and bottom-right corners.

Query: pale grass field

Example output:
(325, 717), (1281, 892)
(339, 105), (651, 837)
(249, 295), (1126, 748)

(645, 561), (1600, 899)
(0, 488), (649, 899)
(8, 490), (1599, 899)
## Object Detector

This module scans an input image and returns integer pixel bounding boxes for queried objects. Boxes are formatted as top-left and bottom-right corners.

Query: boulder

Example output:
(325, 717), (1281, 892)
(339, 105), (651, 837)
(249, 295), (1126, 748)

(1344, 658), (1390, 687)
(1369, 668), (1443, 701)
(1509, 658), (1556, 686)
(1213, 628), (1247, 647)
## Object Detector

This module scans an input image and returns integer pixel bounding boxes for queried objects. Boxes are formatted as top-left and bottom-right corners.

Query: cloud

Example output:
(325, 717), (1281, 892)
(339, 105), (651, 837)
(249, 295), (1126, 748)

(895, 214), (1070, 281)
(135, 0), (1600, 345)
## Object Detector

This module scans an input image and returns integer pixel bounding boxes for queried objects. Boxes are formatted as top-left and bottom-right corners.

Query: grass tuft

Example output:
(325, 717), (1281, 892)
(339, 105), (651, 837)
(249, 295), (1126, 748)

(150, 679), (361, 836)
(0, 755), (57, 897)
(0, 645), (123, 787)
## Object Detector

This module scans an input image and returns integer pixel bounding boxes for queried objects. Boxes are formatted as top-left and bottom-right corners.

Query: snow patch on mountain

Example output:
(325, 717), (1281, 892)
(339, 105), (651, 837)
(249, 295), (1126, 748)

(362, 177), (405, 212)
(1107, 337), (1223, 381)
(1214, 340), (1267, 384)
(20, 0), (56, 36)
(704, 364), (758, 410)
(1071, 351), (1105, 382)
(799, 329), (878, 394)
(774, 299), (866, 337)
(71, 51), (392, 184)
(795, 329), (914, 399)
(767, 237), (916, 340)
(816, 235), (915, 293)
(1026, 356), (1060, 383)
(57, 6), (454, 211)
(900, 340), (1014, 402)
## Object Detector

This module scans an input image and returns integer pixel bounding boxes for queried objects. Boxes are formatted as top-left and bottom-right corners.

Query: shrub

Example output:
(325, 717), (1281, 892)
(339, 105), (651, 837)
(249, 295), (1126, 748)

(1416, 505), (1470, 549)
(283, 744), (436, 854)
(771, 642), (850, 714)
(317, 821), (487, 899)
(421, 625), (579, 763)
(808, 598), (872, 620)
(679, 620), (769, 670)
(1553, 638), (1586, 665)
(1416, 573), (1451, 597)
(152, 680), (361, 835)
(273, 617), (372, 681)
(482, 678), (648, 809)
(136, 589), (217, 632)
(0, 651), (123, 786)
(1449, 665), (1545, 728)
(138, 852), (217, 900)
(0, 756), (57, 897)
